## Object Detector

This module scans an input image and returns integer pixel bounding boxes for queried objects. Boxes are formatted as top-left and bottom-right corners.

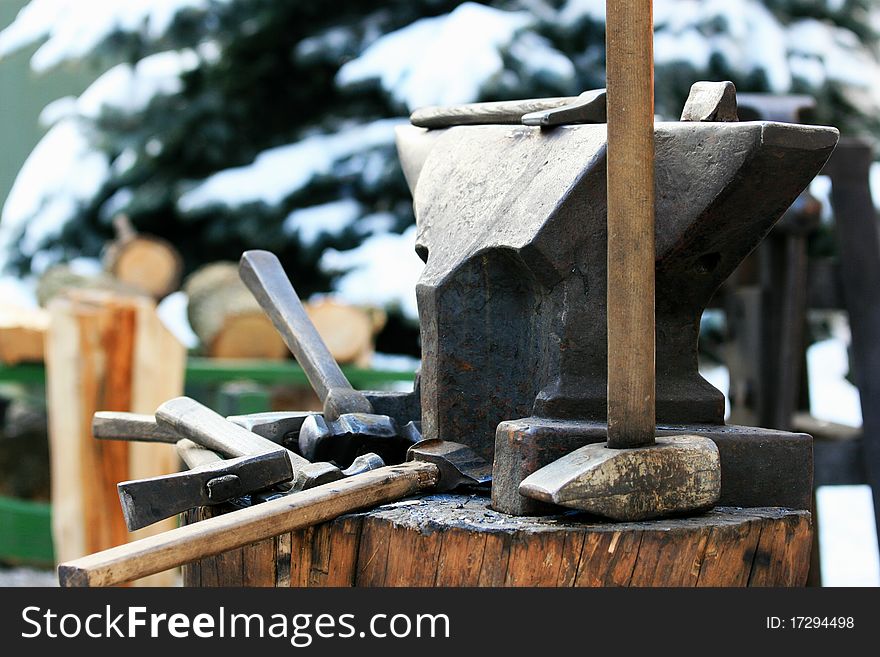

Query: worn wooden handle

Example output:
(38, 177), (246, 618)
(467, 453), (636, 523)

(156, 396), (304, 463)
(58, 461), (440, 587)
(239, 250), (372, 419)
(605, 0), (656, 449)
(92, 411), (179, 443)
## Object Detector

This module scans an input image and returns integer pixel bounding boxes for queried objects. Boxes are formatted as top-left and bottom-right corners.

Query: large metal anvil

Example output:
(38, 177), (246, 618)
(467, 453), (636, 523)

(396, 95), (837, 515)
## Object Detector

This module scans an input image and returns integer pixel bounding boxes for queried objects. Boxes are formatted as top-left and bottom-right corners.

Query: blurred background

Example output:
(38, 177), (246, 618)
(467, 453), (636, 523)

(0, 0), (878, 586)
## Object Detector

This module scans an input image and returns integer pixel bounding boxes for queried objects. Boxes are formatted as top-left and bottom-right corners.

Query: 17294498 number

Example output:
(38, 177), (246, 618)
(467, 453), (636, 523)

(766, 617), (854, 629)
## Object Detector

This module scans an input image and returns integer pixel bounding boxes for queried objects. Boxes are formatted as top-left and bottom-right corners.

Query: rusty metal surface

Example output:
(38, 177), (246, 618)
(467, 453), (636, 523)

(399, 120), (838, 461)
(493, 419), (812, 515)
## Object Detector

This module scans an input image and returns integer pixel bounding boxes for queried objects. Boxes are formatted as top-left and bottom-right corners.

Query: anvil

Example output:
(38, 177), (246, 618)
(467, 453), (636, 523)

(396, 94), (838, 515)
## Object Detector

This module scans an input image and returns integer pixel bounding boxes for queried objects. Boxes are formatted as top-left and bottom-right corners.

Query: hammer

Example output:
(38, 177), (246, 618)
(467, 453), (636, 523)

(58, 438), (491, 587)
(519, 2), (721, 520)
(239, 250), (420, 466)
(103, 401), (385, 531)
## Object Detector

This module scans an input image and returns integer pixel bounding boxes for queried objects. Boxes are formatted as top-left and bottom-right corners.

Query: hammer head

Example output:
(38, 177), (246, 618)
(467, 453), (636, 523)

(298, 413), (420, 467)
(519, 435), (721, 521)
(117, 450), (293, 531)
(406, 439), (492, 492)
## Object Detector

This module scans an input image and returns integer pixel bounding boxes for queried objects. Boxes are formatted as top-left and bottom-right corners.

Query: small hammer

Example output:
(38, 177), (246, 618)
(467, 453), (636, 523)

(239, 250), (421, 465)
(58, 439), (491, 587)
(102, 400), (385, 531)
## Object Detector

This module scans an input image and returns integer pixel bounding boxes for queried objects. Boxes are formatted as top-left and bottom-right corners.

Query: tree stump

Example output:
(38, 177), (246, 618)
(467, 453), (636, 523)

(182, 494), (811, 587)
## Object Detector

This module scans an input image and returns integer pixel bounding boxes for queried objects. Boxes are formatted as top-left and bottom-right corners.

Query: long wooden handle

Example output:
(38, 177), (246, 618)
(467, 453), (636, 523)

(605, 1), (656, 449)
(156, 396), (304, 465)
(92, 411), (179, 443)
(58, 461), (439, 587)
(239, 250), (373, 419)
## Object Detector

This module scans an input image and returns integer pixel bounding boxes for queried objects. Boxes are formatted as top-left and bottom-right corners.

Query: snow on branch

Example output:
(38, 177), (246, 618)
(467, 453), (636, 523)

(0, 0), (228, 72)
(177, 119), (404, 212)
(336, 2), (575, 109)
(319, 226), (423, 321)
(0, 119), (109, 268)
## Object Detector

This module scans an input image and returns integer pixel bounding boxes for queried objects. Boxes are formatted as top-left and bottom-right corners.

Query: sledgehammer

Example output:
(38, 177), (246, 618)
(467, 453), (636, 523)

(519, 2), (721, 520)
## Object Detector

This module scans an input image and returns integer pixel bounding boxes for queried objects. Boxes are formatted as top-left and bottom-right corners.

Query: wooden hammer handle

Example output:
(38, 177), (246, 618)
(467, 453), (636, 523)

(156, 396), (306, 466)
(239, 250), (372, 418)
(58, 461), (439, 587)
(605, 1), (656, 449)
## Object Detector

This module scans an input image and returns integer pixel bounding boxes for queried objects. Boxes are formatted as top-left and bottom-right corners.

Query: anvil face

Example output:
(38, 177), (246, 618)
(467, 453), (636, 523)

(397, 121), (838, 460)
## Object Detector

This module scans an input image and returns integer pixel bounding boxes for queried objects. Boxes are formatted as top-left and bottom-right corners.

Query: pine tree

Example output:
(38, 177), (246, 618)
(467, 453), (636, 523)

(1, 0), (877, 347)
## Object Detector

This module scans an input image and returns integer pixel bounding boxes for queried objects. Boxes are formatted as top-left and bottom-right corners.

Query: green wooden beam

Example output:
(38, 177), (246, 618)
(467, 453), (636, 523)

(0, 358), (416, 388)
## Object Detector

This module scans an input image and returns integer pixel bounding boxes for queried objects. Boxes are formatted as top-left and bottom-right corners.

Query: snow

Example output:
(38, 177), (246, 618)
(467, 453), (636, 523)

(701, 318), (879, 586)
(562, 0), (880, 108)
(654, 28), (713, 72)
(0, 0), (229, 72)
(76, 49), (200, 119)
(336, 3), (533, 109)
(319, 226), (423, 321)
(283, 200), (363, 247)
(654, 0), (791, 93)
(507, 31), (575, 84)
(809, 175), (834, 223)
(38, 95), (77, 126)
(370, 351), (420, 372)
(356, 212), (396, 237)
(817, 486), (880, 586)
(559, 0), (605, 23)
(0, 118), (109, 266)
(0, 275), (38, 308)
(807, 317), (863, 426)
(178, 119), (403, 211)
(871, 163), (880, 211)
(787, 19), (880, 98)
(156, 291), (198, 349)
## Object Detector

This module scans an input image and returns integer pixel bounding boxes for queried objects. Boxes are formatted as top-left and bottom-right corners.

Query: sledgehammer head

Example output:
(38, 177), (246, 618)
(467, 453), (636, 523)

(519, 435), (721, 521)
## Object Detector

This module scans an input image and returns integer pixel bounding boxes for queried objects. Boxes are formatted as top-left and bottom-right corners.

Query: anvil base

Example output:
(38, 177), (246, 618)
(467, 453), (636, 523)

(493, 418), (812, 516)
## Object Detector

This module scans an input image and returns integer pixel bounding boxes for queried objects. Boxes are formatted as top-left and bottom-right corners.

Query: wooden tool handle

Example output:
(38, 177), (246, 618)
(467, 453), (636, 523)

(92, 411), (179, 443)
(239, 250), (372, 419)
(156, 396), (306, 466)
(58, 461), (439, 587)
(605, 1), (656, 449)
(175, 438), (223, 468)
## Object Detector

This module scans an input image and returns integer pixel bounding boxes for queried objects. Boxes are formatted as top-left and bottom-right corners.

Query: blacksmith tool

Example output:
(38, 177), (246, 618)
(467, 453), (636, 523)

(239, 250), (420, 466)
(410, 89), (606, 129)
(113, 398), (385, 531)
(93, 409), (317, 450)
(518, 3), (721, 521)
(58, 438), (491, 587)
(396, 73), (836, 516)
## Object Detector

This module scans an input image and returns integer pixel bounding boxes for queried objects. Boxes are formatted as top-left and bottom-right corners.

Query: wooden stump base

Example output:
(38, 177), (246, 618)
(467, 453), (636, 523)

(183, 494), (811, 587)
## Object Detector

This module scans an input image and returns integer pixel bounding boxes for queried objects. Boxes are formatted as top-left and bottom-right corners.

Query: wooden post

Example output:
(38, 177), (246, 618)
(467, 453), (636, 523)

(605, 1), (656, 449)
(45, 290), (185, 585)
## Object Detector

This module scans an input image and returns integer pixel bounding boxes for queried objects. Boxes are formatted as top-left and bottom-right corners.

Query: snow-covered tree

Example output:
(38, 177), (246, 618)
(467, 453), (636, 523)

(1, 0), (878, 338)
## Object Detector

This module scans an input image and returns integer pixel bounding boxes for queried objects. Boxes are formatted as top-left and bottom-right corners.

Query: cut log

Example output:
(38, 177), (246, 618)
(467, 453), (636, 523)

(45, 290), (185, 586)
(103, 216), (183, 300)
(182, 494), (811, 587)
(183, 262), (288, 360)
(37, 265), (143, 308)
(304, 298), (385, 366)
(0, 304), (49, 365)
